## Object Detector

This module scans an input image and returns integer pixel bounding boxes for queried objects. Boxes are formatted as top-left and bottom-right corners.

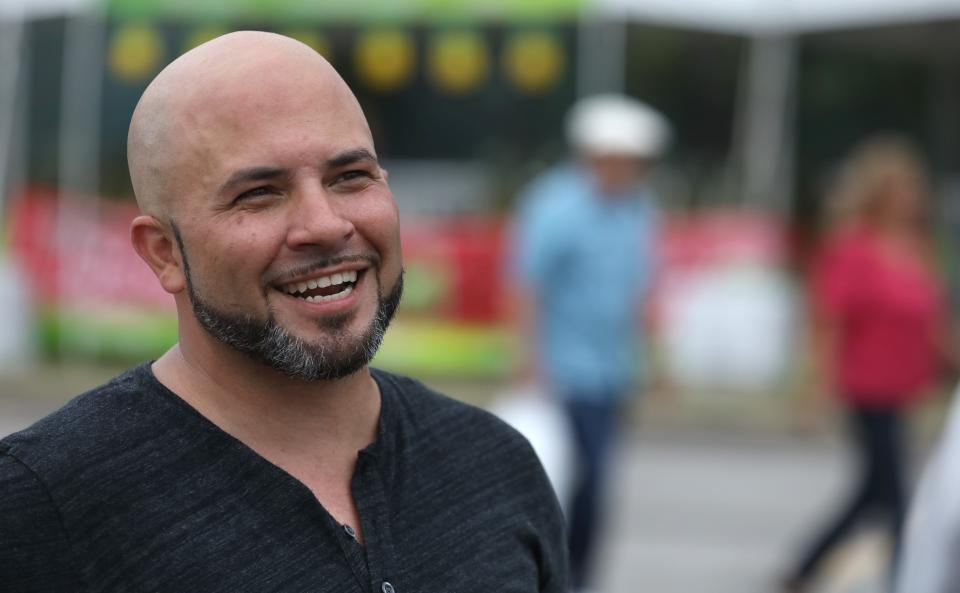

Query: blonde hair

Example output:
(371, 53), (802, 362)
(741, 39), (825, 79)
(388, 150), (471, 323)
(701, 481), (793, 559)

(825, 135), (929, 229)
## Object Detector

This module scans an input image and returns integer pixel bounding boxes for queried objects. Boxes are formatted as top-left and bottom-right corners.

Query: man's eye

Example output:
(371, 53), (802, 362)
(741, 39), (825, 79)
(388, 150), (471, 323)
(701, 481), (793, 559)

(336, 170), (374, 184)
(235, 186), (275, 202)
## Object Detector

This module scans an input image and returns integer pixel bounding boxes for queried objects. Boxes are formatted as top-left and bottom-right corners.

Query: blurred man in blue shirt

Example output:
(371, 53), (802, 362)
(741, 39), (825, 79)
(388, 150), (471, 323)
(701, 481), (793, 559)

(511, 94), (669, 592)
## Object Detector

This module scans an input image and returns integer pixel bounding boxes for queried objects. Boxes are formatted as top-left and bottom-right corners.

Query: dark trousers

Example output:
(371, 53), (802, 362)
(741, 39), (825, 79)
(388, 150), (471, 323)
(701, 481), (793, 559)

(788, 406), (907, 588)
(564, 397), (621, 590)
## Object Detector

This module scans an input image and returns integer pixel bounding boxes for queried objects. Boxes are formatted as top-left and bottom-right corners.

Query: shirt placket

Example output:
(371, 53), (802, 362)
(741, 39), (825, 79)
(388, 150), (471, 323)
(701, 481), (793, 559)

(351, 448), (399, 593)
(331, 509), (371, 593)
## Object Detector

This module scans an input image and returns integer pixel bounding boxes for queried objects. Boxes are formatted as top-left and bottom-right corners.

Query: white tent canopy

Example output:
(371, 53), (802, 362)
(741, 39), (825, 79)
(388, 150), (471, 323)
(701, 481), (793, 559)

(0, 0), (92, 19)
(583, 0), (960, 208)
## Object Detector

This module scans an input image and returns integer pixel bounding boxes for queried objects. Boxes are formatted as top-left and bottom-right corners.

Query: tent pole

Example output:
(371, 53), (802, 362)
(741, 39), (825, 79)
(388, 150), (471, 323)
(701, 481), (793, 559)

(58, 7), (105, 198)
(576, 14), (627, 97)
(0, 12), (25, 223)
(57, 5), (106, 358)
(737, 34), (797, 213)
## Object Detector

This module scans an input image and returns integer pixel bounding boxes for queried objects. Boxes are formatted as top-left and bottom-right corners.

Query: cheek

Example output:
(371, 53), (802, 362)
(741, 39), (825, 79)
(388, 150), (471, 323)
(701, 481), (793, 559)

(354, 194), (399, 237)
(355, 199), (402, 271)
(197, 219), (282, 278)
(380, 208), (403, 265)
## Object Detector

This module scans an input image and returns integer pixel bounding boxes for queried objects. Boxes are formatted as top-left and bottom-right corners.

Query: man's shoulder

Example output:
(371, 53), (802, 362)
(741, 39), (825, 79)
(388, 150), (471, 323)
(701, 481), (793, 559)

(373, 368), (521, 434)
(0, 363), (165, 568)
(521, 164), (588, 210)
(372, 369), (535, 459)
(0, 448), (80, 589)
(372, 369), (559, 517)
(0, 363), (162, 475)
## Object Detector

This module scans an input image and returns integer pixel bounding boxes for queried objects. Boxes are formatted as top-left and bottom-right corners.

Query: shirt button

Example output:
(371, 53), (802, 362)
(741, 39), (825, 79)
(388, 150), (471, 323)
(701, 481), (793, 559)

(382, 582), (395, 593)
(343, 524), (357, 539)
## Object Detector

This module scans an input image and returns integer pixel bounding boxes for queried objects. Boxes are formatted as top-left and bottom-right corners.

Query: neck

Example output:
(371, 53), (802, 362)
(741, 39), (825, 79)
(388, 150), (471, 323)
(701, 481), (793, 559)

(153, 330), (382, 466)
(153, 316), (383, 534)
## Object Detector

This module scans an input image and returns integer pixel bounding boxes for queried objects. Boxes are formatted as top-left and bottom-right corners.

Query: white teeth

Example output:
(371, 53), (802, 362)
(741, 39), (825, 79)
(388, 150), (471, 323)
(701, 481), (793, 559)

(305, 295), (317, 302)
(281, 269), (361, 296)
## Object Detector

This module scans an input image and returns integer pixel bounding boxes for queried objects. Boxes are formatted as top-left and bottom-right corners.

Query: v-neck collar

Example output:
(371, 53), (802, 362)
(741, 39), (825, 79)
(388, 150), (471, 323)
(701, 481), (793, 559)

(138, 361), (392, 511)
(138, 362), (397, 590)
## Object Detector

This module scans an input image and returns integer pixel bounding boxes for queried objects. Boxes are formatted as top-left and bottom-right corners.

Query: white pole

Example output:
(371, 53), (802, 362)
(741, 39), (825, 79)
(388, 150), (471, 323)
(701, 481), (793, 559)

(58, 7), (105, 197)
(0, 11), (25, 222)
(737, 34), (797, 212)
(57, 4), (105, 356)
(576, 12), (628, 98)
(0, 6), (35, 369)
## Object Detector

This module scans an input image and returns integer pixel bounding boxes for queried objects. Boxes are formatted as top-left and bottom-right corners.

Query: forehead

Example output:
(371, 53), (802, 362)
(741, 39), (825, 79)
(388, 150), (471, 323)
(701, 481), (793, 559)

(173, 64), (374, 185)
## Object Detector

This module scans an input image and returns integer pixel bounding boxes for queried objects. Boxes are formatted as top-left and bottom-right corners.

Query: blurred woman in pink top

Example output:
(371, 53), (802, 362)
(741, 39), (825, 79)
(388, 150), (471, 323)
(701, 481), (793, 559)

(784, 137), (955, 593)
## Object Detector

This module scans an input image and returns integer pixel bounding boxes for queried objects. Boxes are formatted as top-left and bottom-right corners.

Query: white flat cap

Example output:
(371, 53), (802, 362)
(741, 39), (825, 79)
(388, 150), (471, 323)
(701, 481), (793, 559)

(565, 94), (670, 158)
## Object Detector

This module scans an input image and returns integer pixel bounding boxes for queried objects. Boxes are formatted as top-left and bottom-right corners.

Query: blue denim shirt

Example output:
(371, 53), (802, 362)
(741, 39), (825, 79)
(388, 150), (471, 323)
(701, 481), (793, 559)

(512, 164), (658, 400)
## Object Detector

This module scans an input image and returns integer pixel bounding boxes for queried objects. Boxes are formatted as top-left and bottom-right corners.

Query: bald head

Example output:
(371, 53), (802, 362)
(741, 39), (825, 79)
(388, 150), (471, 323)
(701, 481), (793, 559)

(127, 31), (366, 219)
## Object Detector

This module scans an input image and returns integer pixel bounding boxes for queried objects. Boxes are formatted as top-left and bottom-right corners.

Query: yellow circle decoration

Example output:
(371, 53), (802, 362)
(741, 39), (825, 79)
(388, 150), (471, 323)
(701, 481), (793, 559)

(182, 26), (229, 53)
(427, 30), (489, 95)
(354, 29), (416, 93)
(502, 30), (565, 94)
(284, 29), (332, 60)
(108, 23), (164, 84)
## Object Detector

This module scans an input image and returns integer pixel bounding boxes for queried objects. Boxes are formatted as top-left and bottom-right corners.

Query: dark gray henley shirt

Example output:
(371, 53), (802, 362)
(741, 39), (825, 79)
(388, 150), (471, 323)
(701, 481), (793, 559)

(0, 364), (567, 592)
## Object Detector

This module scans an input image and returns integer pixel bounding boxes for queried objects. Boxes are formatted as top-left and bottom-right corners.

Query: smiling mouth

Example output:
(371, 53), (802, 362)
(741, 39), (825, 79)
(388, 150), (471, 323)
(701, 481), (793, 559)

(278, 269), (363, 303)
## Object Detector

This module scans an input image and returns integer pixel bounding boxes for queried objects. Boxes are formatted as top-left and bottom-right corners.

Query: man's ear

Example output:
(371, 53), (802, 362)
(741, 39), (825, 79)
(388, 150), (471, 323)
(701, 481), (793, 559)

(130, 215), (186, 294)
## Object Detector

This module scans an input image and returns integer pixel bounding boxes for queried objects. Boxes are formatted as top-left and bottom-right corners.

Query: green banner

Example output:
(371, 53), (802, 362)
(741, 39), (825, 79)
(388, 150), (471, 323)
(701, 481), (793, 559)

(108, 0), (583, 23)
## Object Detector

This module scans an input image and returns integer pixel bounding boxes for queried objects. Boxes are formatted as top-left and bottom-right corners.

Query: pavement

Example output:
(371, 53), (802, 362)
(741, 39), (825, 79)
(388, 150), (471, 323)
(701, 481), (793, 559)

(596, 431), (887, 593)
(0, 364), (911, 593)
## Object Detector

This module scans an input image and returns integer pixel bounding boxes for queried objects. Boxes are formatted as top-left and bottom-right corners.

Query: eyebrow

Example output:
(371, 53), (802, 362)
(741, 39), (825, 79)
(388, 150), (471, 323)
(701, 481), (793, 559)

(217, 166), (287, 196)
(216, 149), (379, 196)
(326, 148), (379, 169)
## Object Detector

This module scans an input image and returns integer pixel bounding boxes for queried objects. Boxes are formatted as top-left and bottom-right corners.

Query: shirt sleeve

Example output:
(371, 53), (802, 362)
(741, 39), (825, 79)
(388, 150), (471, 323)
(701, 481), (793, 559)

(537, 500), (569, 593)
(510, 436), (569, 593)
(0, 452), (82, 592)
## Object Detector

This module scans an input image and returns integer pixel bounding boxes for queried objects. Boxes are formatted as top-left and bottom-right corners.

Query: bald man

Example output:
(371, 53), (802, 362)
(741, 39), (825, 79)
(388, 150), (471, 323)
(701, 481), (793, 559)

(0, 32), (566, 593)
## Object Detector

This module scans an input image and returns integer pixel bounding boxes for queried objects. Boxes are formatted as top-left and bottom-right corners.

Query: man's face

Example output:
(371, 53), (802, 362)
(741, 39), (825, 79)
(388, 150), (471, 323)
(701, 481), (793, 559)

(586, 154), (648, 194)
(168, 70), (403, 380)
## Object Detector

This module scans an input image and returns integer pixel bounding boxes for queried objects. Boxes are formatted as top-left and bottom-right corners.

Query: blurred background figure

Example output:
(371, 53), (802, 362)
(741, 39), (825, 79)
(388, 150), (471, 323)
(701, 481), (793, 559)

(508, 94), (669, 593)
(782, 137), (955, 593)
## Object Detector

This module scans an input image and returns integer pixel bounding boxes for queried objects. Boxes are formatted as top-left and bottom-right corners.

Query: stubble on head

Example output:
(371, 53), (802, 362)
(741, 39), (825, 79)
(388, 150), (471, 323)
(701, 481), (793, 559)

(128, 32), (403, 381)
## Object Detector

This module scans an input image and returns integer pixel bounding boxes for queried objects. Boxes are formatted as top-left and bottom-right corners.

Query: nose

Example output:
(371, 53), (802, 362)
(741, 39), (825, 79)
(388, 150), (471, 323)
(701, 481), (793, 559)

(285, 184), (355, 250)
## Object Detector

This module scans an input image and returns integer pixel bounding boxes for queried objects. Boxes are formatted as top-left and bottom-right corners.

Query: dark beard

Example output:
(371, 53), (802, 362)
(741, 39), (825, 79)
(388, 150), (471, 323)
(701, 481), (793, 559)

(172, 223), (403, 381)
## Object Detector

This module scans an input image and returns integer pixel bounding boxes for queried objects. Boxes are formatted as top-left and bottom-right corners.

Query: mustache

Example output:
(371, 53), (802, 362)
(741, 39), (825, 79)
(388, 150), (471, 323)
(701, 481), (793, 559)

(267, 253), (381, 286)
